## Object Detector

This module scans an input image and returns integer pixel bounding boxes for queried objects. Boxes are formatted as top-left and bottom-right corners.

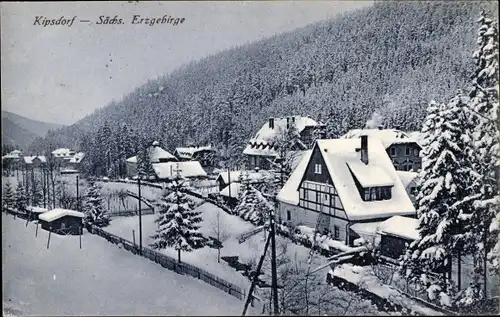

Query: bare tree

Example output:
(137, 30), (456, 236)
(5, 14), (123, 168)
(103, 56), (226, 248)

(210, 209), (230, 263)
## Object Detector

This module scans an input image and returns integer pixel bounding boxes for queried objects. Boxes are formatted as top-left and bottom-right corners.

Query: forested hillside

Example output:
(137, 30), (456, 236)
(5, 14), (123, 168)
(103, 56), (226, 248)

(29, 1), (498, 175)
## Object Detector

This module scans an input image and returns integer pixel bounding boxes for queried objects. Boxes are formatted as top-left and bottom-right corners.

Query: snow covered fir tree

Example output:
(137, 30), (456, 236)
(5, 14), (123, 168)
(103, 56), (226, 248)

(2, 180), (15, 209)
(150, 164), (205, 262)
(235, 171), (273, 225)
(83, 180), (110, 227)
(14, 182), (27, 213)
(402, 11), (499, 313)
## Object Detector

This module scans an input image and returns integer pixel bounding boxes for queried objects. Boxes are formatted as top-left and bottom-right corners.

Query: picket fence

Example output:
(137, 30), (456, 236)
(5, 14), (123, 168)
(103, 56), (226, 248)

(89, 225), (245, 301)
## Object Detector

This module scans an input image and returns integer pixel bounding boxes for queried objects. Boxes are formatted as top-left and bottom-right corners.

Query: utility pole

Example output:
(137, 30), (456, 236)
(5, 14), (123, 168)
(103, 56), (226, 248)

(227, 166), (232, 213)
(270, 206), (279, 315)
(76, 175), (80, 212)
(138, 174), (143, 255)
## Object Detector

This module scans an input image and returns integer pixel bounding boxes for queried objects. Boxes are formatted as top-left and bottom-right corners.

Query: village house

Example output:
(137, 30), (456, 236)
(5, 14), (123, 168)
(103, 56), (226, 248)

(396, 171), (420, 204)
(173, 146), (215, 167)
(2, 149), (23, 171)
(61, 152), (85, 174)
(23, 155), (47, 169)
(126, 141), (207, 180)
(276, 136), (416, 246)
(51, 148), (77, 169)
(243, 115), (325, 170)
(341, 127), (422, 172)
(38, 208), (85, 235)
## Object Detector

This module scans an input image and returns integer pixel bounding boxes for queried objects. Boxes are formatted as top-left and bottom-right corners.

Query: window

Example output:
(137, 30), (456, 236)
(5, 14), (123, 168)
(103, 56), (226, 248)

(287, 210), (291, 221)
(390, 147), (396, 157)
(334, 225), (340, 239)
(413, 148), (419, 156)
(405, 147), (411, 156)
(316, 192), (322, 204)
(314, 164), (322, 174)
(363, 186), (392, 201)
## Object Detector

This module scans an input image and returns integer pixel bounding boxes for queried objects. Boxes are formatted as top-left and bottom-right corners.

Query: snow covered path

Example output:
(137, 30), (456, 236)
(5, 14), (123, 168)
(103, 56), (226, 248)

(2, 213), (255, 316)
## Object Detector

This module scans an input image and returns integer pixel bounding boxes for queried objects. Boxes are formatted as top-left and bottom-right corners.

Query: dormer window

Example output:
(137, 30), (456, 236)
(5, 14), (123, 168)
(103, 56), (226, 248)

(390, 147), (396, 157)
(363, 186), (392, 201)
(314, 164), (322, 174)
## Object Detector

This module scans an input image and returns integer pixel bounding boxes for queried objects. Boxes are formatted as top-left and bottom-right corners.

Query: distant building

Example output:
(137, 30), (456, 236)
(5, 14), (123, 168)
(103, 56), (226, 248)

(276, 136), (416, 246)
(23, 156), (47, 169)
(2, 150), (23, 170)
(174, 146), (215, 167)
(125, 141), (178, 177)
(243, 116), (325, 170)
(152, 161), (207, 180)
(341, 127), (422, 172)
(396, 171), (420, 204)
(38, 208), (85, 235)
(62, 152), (85, 174)
(51, 148), (77, 168)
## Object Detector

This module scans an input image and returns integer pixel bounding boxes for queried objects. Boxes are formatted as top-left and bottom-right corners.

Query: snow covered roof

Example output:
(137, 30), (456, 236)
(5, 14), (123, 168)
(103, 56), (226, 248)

(27, 206), (49, 213)
(220, 183), (242, 198)
(346, 160), (394, 187)
(396, 171), (419, 189)
(341, 129), (419, 148)
(406, 131), (424, 145)
(69, 152), (85, 163)
(149, 144), (177, 163)
(277, 138), (415, 221)
(23, 156), (47, 164)
(379, 216), (420, 240)
(174, 146), (213, 160)
(39, 208), (85, 222)
(243, 116), (320, 157)
(126, 156), (137, 163)
(51, 148), (74, 157)
(216, 169), (274, 185)
(152, 161), (207, 179)
(2, 150), (22, 159)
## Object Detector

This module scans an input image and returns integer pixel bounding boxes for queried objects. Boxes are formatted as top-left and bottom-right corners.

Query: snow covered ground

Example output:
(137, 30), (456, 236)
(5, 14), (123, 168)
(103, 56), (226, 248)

(2, 212), (257, 316)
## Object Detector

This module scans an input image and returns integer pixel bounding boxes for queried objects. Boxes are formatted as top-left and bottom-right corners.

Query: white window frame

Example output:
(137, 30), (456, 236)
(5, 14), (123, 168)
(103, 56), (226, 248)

(390, 147), (396, 157)
(413, 148), (419, 156)
(314, 163), (322, 174)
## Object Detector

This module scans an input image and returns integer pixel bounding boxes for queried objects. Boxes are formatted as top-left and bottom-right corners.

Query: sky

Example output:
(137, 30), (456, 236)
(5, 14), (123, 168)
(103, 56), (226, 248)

(1, 1), (373, 126)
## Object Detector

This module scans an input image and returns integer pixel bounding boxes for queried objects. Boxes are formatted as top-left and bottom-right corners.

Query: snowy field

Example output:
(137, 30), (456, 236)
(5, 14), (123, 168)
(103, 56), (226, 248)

(2, 212), (257, 316)
(107, 202), (328, 289)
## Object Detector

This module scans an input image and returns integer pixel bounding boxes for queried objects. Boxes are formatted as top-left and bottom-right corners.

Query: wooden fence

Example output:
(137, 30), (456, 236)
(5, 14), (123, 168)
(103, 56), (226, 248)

(89, 225), (245, 301)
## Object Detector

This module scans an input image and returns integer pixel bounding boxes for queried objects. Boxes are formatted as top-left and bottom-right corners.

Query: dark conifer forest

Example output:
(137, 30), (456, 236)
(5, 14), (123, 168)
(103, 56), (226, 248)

(29, 1), (498, 176)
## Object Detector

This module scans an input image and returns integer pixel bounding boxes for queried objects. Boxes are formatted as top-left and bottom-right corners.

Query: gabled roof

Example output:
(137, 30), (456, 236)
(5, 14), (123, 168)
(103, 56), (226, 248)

(23, 156), (47, 164)
(396, 171), (419, 189)
(379, 216), (420, 240)
(39, 208), (85, 222)
(216, 169), (274, 185)
(125, 142), (177, 164)
(277, 138), (415, 221)
(69, 152), (85, 163)
(243, 116), (320, 157)
(51, 148), (74, 157)
(341, 129), (420, 148)
(152, 161), (207, 179)
(2, 150), (22, 159)
(174, 146), (213, 160)
(220, 182), (242, 198)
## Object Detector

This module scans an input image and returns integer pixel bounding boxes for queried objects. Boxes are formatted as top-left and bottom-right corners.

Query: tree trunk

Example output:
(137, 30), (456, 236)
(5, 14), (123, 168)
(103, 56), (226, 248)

(217, 248), (221, 263)
(178, 249), (181, 263)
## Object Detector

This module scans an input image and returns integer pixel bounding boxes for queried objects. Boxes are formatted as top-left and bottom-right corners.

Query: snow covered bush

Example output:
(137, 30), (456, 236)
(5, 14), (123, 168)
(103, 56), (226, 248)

(14, 182), (27, 213)
(2, 180), (15, 209)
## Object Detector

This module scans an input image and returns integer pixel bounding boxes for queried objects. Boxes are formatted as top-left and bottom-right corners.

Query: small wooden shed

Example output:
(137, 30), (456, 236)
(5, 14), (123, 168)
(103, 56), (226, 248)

(39, 208), (85, 235)
(27, 206), (49, 221)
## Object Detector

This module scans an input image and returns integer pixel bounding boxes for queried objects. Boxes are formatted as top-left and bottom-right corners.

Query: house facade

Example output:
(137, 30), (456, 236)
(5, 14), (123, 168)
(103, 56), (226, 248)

(173, 146), (215, 167)
(341, 128), (422, 172)
(243, 116), (325, 170)
(23, 156), (47, 169)
(125, 141), (178, 178)
(277, 136), (416, 246)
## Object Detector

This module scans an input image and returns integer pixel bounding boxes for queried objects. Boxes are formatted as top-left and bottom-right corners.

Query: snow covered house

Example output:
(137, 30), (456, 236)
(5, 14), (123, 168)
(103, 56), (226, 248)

(341, 127), (422, 172)
(173, 146), (215, 167)
(219, 182), (242, 208)
(152, 161), (207, 180)
(243, 116), (325, 170)
(2, 150), (23, 171)
(27, 206), (49, 221)
(215, 169), (274, 191)
(38, 208), (85, 235)
(276, 136), (416, 246)
(377, 215), (419, 260)
(23, 155), (47, 168)
(125, 141), (178, 177)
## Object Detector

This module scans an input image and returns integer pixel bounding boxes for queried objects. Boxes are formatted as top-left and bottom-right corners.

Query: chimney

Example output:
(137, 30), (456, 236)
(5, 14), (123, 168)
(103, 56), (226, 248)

(269, 117), (274, 129)
(286, 117), (290, 129)
(360, 135), (368, 165)
(378, 125), (384, 130)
